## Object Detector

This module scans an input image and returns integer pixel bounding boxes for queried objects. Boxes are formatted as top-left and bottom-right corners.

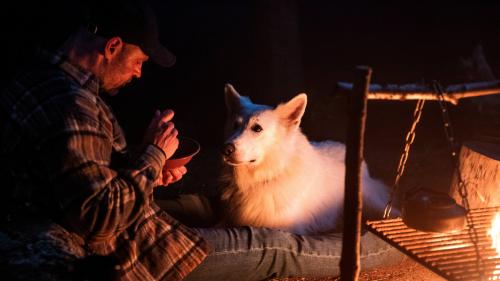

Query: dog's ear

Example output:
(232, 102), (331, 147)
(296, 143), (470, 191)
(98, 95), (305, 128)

(276, 93), (307, 128)
(224, 83), (243, 113)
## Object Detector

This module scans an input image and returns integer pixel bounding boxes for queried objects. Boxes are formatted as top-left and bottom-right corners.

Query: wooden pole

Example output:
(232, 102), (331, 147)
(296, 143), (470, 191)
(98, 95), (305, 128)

(335, 80), (500, 105)
(340, 66), (371, 281)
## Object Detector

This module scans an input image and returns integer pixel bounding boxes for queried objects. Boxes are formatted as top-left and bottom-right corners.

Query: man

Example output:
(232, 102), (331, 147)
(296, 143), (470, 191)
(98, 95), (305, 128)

(1, 0), (209, 279)
(0, 1), (403, 280)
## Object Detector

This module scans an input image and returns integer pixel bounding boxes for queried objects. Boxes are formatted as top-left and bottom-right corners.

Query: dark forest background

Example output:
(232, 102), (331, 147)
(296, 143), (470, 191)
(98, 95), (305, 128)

(2, 1), (500, 194)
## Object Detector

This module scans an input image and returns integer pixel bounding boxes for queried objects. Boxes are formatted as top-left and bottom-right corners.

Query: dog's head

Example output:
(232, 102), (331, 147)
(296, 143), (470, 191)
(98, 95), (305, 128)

(222, 83), (307, 167)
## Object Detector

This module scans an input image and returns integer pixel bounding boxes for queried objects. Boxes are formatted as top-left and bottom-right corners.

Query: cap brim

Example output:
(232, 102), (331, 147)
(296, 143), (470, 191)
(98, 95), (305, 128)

(144, 43), (176, 68)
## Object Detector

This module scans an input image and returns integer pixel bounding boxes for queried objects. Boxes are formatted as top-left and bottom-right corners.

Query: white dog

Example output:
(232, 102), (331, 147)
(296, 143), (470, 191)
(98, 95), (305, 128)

(219, 84), (391, 235)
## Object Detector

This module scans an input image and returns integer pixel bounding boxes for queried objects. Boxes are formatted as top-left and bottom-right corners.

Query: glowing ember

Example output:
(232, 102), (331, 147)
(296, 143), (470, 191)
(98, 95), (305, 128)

(489, 213), (500, 280)
(491, 213), (500, 256)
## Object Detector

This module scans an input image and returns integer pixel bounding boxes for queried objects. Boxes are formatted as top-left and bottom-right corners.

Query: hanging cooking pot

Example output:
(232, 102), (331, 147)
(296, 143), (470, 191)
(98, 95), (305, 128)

(402, 188), (467, 233)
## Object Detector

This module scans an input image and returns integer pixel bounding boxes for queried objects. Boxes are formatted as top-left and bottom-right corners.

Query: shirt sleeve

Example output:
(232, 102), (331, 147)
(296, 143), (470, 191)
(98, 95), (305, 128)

(36, 93), (165, 243)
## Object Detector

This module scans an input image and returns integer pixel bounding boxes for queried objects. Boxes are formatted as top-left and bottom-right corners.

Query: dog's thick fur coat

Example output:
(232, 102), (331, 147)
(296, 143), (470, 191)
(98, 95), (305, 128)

(220, 84), (390, 234)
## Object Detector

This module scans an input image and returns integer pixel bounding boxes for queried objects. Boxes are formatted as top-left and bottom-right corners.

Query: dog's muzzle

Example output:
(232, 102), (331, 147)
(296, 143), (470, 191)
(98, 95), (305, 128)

(222, 143), (236, 157)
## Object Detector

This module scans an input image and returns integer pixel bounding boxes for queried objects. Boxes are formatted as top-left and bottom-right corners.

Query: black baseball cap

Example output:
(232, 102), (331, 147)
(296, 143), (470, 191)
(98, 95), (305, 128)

(86, 0), (176, 67)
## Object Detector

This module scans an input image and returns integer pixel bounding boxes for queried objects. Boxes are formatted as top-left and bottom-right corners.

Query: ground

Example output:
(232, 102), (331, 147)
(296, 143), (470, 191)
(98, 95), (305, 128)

(271, 258), (445, 281)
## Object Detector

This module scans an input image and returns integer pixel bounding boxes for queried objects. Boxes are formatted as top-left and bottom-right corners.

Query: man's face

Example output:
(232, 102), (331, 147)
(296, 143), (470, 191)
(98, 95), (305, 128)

(101, 43), (149, 95)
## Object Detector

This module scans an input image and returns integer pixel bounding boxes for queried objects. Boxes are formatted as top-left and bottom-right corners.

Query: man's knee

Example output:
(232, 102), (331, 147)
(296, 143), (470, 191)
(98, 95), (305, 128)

(156, 193), (219, 227)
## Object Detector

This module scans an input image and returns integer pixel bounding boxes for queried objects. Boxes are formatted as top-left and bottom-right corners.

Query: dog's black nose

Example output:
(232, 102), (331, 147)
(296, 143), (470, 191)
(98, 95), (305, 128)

(222, 143), (235, 156)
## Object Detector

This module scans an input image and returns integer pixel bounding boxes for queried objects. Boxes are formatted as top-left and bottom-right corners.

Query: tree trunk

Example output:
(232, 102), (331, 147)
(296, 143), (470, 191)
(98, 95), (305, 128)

(251, 0), (303, 103)
(450, 141), (500, 209)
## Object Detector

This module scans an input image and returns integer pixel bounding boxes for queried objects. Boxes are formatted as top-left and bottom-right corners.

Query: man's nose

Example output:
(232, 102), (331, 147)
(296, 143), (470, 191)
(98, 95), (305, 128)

(134, 66), (142, 79)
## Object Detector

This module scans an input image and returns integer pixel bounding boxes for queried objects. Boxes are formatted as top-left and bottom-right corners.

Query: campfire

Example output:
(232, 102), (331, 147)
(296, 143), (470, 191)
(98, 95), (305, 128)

(366, 207), (500, 280)
(489, 213), (500, 280)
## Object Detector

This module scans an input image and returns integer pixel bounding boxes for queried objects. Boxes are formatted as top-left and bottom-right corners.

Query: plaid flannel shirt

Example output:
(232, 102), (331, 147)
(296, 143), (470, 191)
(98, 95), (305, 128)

(0, 50), (209, 280)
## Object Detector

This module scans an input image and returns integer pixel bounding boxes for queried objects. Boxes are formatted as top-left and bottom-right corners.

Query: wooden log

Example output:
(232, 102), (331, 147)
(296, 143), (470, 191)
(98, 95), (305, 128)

(335, 80), (500, 105)
(450, 141), (500, 209)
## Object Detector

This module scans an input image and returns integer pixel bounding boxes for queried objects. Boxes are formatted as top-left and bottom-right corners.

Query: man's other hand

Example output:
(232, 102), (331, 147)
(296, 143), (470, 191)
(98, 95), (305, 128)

(144, 109), (179, 159)
(156, 166), (187, 186)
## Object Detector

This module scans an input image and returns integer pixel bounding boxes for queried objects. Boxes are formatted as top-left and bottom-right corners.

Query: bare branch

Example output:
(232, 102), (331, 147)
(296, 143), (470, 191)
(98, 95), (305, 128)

(334, 80), (500, 105)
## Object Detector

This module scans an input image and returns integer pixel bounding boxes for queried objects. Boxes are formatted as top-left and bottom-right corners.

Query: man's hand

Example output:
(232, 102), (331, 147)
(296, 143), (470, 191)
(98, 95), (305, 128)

(143, 109), (179, 159)
(156, 166), (187, 186)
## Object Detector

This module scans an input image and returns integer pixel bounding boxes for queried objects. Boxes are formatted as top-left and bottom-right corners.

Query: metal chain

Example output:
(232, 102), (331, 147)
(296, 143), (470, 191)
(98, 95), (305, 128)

(433, 80), (483, 275)
(433, 81), (471, 210)
(383, 99), (426, 219)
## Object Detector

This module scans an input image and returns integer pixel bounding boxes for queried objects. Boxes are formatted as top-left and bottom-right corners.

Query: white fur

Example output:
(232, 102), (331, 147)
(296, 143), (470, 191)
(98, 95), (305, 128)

(220, 84), (391, 235)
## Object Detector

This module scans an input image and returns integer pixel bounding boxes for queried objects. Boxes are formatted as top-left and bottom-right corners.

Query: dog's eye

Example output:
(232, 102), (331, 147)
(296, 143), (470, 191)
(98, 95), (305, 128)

(251, 124), (263, 133)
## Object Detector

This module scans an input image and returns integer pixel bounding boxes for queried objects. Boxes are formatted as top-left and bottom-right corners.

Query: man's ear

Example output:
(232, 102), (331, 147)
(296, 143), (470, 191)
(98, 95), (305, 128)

(275, 93), (307, 128)
(224, 83), (243, 114)
(104, 37), (124, 59)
